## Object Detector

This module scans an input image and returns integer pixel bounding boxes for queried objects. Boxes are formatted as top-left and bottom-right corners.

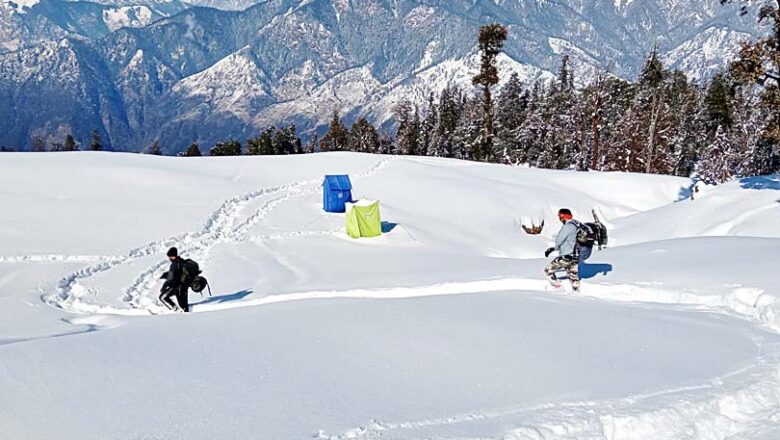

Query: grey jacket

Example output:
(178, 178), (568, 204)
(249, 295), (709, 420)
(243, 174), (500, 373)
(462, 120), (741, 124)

(554, 220), (578, 257)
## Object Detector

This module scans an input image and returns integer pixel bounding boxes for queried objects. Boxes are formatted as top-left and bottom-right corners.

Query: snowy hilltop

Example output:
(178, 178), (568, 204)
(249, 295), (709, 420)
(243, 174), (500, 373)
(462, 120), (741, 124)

(0, 0), (763, 152)
(0, 151), (779, 439)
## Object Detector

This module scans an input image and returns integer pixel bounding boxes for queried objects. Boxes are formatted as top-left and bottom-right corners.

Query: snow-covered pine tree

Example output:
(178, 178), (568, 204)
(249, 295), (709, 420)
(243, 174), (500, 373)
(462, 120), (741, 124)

(246, 128), (275, 155)
(320, 112), (349, 152)
(598, 77), (635, 171)
(515, 81), (550, 166)
(394, 101), (420, 155)
(304, 134), (319, 154)
(735, 87), (779, 176)
(377, 131), (394, 155)
(452, 96), (482, 161)
(704, 73), (735, 135)
(272, 125), (300, 155)
(90, 130), (102, 151)
(31, 134), (46, 152)
(538, 57), (578, 169)
(722, 0), (780, 175)
(664, 70), (703, 176)
(183, 143), (202, 157)
(64, 134), (78, 152)
(698, 125), (737, 184)
(618, 47), (674, 174)
(349, 118), (379, 153)
(472, 23), (508, 162)
(209, 139), (241, 156)
(146, 140), (163, 155)
(430, 85), (460, 158)
(495, 72), (528, 164)
(419, 94), (437, 157)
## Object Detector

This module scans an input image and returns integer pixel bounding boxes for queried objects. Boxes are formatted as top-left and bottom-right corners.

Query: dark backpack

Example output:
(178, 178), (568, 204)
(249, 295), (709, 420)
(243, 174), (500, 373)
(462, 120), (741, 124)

(190, 275), (209, 294)
(181, 259), (201, 285)
(570, 220), (598, 247)
(588, 222), (608, 249)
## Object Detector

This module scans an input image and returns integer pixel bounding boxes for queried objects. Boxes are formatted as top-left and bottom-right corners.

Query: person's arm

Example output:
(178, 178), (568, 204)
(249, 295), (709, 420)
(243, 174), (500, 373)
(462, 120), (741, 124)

(553, 223), (568, 250)
(168, 261), (182, 286)
(546, 223), (570, 257)
(555, 223), (577, 250)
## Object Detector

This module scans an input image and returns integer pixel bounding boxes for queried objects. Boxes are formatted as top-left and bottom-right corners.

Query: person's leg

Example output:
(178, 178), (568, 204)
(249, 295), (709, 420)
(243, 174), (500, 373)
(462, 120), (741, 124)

(545, 257), (565, 285)
(566, 259), (580, 291)
(159, 290), (178, 310)
(176, 286), (190, 312)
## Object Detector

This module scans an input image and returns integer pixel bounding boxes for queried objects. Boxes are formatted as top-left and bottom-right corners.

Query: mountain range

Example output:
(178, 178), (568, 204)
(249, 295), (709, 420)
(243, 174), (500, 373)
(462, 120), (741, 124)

(0, 0), (764, 152)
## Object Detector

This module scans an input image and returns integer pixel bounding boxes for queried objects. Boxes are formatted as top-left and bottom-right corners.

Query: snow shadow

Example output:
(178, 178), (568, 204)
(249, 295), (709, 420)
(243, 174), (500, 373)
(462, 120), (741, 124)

(381, 221), (398, 233)
(192, 289), (253, 306)
(579, 262), (613, 280)
(740, 176), (780, 191)
(676, 185), (694, 201)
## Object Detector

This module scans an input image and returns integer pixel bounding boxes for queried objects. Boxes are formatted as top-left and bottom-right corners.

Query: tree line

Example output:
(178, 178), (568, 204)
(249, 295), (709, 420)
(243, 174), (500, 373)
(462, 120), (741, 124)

(4, 2), (776, 185)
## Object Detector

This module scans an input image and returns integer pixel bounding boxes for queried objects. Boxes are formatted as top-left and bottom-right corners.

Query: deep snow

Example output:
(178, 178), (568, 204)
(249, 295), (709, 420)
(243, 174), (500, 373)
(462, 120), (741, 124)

(0, 152), (778, 440)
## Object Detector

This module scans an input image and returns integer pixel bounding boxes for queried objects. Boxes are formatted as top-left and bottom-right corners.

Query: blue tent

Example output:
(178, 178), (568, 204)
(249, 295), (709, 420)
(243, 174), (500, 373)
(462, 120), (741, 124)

(323, 175), (353, 213)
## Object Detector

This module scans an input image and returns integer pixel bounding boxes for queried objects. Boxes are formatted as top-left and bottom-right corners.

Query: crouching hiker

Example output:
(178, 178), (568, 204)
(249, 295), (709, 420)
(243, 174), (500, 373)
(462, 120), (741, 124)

(159, 247), (190, 312)
(544, 208), (580, 292)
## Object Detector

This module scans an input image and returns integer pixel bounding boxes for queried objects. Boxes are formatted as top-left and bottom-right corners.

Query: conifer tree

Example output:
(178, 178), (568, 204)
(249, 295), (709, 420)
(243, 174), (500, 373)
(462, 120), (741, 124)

(64, 134), (78, 151)
(704, 73), (735, 134)
(471, 23), (508, 162)
(515, 81), (550, 166)
(146, 140), (162, 155)
(90, 130), (102, 151)
(495, 73), (528, 164)
(272, 125), (301, 155)
(304, 134), (319, 154)
(377, 131), (394, 155)
(209, 139), (241, 156)
(430, 86), (460, 157)
(418, 93), (437, 156)
(453, 97), (483, 160)
(246, 128), (275, 155)
(31, 134), (46, 152)
(349, 118), (379, 153)
(698, 125), (737, 184)
(183, 143), (202, 157)
(320, 111), (349, 152)
(394, 101), (420, 155)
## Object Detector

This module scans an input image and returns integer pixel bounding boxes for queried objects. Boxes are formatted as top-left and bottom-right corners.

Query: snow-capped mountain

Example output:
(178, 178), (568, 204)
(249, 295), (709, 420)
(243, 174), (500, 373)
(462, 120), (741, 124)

(0, 0), (763, 152)
(0, 0), (187, 52)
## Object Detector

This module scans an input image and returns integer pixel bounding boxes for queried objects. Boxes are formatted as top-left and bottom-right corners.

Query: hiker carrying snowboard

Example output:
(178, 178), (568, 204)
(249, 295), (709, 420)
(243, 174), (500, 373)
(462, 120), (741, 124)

(159, 247), (190, 312)
(544, 208), (580, 292)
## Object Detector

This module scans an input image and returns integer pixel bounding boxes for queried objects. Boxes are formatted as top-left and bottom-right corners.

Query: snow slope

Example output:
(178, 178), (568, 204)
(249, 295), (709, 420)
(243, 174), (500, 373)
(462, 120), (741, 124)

(0, 152), (779, 439)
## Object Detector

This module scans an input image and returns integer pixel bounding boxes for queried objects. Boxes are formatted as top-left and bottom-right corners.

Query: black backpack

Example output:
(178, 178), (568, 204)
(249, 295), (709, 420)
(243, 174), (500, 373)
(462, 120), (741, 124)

(570, 220), (598, 247)
(587, 222), (608, 249)
(190, 275), (210, 294)
(181, 259), (201, 285)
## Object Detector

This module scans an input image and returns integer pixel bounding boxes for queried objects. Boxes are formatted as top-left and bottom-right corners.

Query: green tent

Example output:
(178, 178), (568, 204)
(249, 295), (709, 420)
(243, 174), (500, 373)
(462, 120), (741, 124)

(345, 200), (382, 239)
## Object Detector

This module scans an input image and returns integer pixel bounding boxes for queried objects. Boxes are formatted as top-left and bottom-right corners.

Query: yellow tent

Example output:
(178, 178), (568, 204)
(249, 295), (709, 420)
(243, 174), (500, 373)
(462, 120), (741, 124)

(345, 200), (382, 239)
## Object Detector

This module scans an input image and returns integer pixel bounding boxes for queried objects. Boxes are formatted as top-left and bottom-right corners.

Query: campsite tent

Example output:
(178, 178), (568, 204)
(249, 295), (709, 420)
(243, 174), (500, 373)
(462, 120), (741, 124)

(345, 200), (382, 238)
(323, 175), (352, 213)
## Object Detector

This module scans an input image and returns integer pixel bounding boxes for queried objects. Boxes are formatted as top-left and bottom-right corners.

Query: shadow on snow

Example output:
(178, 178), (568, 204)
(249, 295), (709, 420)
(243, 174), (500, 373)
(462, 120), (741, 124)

(740, 175), (780, 191)
(192, 289), (253, 306)
(579, 262), (613, 280)
(381, 221), (398, 233)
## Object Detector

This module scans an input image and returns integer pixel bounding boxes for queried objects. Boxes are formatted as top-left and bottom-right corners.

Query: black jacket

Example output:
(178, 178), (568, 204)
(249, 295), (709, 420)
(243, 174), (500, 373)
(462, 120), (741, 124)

(166, 257), (185, 288)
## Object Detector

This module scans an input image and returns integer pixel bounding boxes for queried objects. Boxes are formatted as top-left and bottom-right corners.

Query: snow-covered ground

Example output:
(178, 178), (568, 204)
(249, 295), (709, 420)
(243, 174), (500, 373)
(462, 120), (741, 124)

(0, 152), (778, 440)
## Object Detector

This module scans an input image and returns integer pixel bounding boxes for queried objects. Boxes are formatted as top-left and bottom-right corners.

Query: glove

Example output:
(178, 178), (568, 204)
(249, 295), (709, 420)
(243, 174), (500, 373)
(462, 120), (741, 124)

(544, 247), (555, 258)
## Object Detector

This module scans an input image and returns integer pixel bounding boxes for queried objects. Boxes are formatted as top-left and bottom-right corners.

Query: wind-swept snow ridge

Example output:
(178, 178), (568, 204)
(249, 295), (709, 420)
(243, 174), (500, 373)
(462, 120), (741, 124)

(0, 255), (113, 263)
(316, 354), (780, 440)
